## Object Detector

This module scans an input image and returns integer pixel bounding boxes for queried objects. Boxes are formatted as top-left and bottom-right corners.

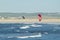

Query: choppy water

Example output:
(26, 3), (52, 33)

(0, 23), (60, 40)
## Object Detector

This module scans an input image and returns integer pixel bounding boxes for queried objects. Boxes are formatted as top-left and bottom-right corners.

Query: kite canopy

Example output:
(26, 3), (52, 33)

(38, 14), (42, 21)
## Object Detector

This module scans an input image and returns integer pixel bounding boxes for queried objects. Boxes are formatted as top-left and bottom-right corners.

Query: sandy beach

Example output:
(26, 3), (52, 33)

(0, 18), (60, 23)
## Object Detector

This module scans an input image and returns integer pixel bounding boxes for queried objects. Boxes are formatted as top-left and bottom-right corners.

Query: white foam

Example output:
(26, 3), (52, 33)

(20, 26), (30, 29)
(7, 33), (42, 39)
(31, 24), (42, 27)
(29, 33), (41, 38)
(17, 36), (29, 38)
(16, 33), (42, 39)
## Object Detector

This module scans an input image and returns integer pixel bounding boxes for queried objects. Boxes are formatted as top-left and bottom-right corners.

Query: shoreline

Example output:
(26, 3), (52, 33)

(0, 18), (60, 23)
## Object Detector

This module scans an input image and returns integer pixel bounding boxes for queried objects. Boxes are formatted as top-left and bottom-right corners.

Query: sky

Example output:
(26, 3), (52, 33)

(0, 0), (60, 13)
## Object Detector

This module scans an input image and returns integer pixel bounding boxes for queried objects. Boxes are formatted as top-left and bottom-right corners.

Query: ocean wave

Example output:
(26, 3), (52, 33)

(20, 24), (42, 29)
(7, 33), (42, 39)
(20, 26), (30, 29)
(30, 24), (42, 27)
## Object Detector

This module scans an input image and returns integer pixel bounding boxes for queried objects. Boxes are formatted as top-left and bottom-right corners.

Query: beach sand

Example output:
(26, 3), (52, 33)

(0, 18), (60, 23)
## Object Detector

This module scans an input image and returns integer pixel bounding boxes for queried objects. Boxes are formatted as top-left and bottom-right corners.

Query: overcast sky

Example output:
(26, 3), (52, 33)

(0, 0), (60, 13)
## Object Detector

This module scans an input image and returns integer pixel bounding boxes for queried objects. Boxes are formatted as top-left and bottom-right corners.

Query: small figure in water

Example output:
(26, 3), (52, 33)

(38, 14), (42, 21)
(22, 16), (25, 19)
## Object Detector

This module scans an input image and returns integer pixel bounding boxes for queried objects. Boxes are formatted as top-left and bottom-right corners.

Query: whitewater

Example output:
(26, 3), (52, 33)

(0, 23), (60, 40)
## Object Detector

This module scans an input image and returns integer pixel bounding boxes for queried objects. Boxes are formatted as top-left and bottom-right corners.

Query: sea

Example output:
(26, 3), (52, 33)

(0, 23), (60, 40)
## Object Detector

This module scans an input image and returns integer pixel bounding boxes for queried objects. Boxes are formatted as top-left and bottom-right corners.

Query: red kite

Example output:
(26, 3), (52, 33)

(38, 14), (42, 21)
